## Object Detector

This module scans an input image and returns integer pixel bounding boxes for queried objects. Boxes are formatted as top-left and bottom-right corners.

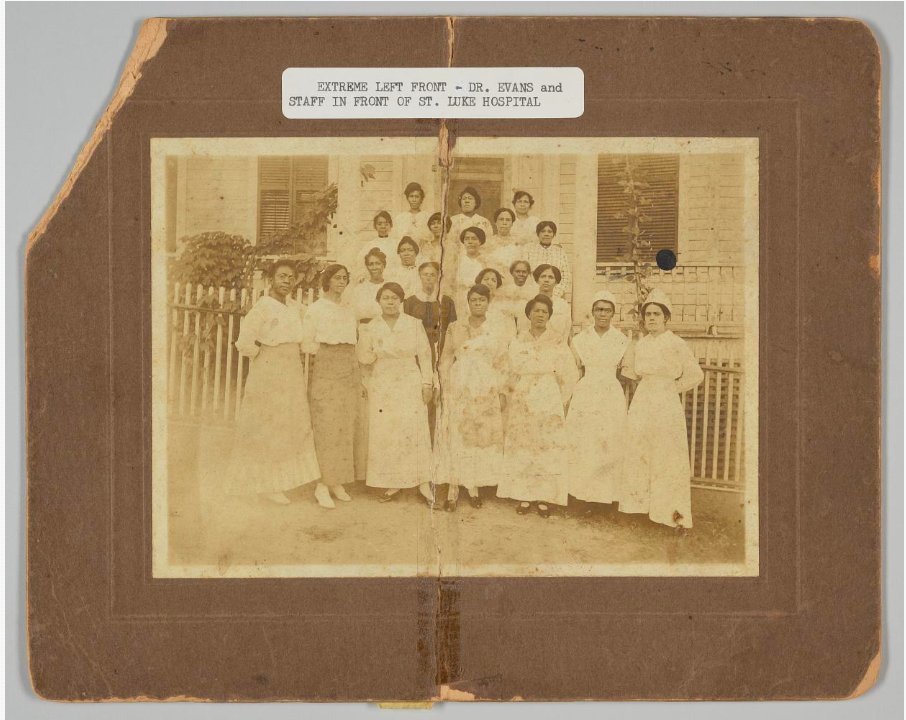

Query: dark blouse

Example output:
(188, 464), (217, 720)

(403, 294), (457, 361)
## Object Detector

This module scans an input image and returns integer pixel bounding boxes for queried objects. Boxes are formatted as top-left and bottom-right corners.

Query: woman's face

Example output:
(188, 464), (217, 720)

(644, 304), (667, 334)
(513, 195), (532, 215)
(462, 231), (482, 256)
(271, 266), (295, 299)
(406, 191), (423, 211)
(366, 256), (385, 280)
(419, 265), (438, 293)
(510, 263), (530, 286)
(528, 302), (550, 330)
(429, 218), (442, 238)
(379, 290), (402, 316)
(328, 269), (349, 295)
(480, 272), (499, 294)
(398, 244), (417, 266)
(374, 217), (391, 237)
(537, 226), (555, 246)
(459, 193), (477, 214)
(592, 300), (615, 330)
(468, 293), (489, 318)
(537, 268), (557, 294)
(495, 213), (513, 235)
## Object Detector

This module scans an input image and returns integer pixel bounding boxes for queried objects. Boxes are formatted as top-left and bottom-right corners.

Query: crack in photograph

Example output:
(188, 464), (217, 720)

(150, 136), (759, 578)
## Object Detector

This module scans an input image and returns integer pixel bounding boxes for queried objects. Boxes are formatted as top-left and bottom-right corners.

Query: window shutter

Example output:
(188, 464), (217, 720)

(258, 157), (291, 240)
(597, 155), (679, 263)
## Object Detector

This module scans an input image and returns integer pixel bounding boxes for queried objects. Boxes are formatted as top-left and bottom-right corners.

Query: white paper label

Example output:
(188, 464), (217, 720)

(282, 67), (584, 119)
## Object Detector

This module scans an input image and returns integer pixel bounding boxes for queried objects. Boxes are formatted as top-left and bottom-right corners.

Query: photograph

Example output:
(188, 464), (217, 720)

(150, 136), (759, 578)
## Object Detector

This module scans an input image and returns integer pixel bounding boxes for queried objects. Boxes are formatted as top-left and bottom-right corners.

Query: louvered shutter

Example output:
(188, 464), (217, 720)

(258, 157), (291, 240)
(597, 155), (679, 263)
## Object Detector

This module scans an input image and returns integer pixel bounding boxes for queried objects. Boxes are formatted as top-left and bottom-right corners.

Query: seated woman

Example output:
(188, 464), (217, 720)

(436, 284), (507, 512)
(515, 264), (572, 344)
(475, 267), (516, 340)
(225, 259), (321, 505)
(393, 182), (431, 243)
(391, 236), (422, 297)
(565, 290), (630, 509)
(345, 248), (387, 323)
(357, 282), (436, 506)
(300, 263), (361, 508)
(511, 190), (541, 242)
(619, 289), (704, 529)
(497, 294), (578, 518)
(525, 220), (572, 299)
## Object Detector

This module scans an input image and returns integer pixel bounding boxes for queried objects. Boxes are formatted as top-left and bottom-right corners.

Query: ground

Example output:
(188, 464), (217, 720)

(163, 423), (748, 577)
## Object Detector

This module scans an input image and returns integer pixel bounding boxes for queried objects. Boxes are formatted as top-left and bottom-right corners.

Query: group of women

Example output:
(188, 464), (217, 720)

(224, 182), (705, 530)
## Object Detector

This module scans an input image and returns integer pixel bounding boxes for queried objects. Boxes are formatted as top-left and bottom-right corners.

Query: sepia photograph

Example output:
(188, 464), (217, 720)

(151, 136), (759, 578)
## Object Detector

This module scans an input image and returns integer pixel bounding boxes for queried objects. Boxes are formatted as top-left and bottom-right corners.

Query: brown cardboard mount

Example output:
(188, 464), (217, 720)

(25, 17), (881, 701)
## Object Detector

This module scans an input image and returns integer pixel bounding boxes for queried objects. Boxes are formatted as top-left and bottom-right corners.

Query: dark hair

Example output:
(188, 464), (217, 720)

(512, 190), (535, 207)
(418, 261), (441, 274)
(536, 220), (558, 236)
(373, 210), (393, 228)
(532, 263), (562, 284)
(467, 284), (491, 301)
(397, 236), (420, 254)
(266, 258), (297, 279)
(524, 294), (554, 319)
(459, 226), (486, 245)
(364, 248), (388, 267)
(427, 212), (452, 233)
(403, 182), (425, 198)
(494, 207), (516, 223)
(376, 282), (406, 303)
(475, 267), (503, 289)
(642, 302), (672, 322)
(320, 263), (349, 292)
(509, 259), (532, 275)
(458, 186), (482, 210)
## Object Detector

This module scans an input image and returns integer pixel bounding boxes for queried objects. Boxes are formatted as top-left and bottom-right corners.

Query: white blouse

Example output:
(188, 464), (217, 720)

(300, 296), (358, 353)
(393, 209), (432, 243)
(621, 330), (704, 394)
(344, 279), (384, 322)
(356, 314), (434, 385)
(512, 214), (541, 242)
(234, 295), (305, 358)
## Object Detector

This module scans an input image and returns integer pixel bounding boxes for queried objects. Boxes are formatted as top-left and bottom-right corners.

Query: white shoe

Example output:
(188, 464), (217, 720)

(263, 492), (290, 505)
(332, 486), (352, 502)
(315, 484), (336, 509)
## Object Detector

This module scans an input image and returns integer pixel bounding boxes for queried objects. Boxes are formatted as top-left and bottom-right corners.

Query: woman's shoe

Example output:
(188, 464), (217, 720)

(378, 490), (399, 503)
(332, 486), (352, 502)
(314, 484), (336, 509)
(468, 495), (483, 509)
(263, 492), (290, 506)
(444, 499), (457, 513)
(537, 503), (551, 519)
(516, 502), (531, 515)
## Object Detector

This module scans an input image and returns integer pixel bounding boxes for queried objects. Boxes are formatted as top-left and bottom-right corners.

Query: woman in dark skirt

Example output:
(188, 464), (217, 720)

(301, 263), (362, 509)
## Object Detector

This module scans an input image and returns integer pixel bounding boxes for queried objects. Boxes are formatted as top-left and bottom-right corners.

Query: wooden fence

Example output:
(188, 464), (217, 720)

(166, 283), (746, 493)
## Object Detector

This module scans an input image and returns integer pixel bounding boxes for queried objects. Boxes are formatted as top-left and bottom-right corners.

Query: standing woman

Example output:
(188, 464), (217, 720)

(346, 248), (387, 323)
(301, 264), (361, 509)
(565, 290), (630, 507)
(449, 186), (494, 251)
(516, 264), (572, 344)
(392, 236), (422, 297)
(350, 211), (398, 283)
(497, 295), (578, 517)
(475, 267), (516, 340)
(436, 284), (507, 511)
(525, 221), (573, 299)
(511, 190), (541, 242)
(619, 289), (704, 529)
(420, 212), (445, 264)
(487, 208), (524, 276)
(499, 259), (538, 325)
(454, 227), (488, 313)
(357, 282), (436, 504)
(394, 182), (431, 243)
(225, 260), (321, 504)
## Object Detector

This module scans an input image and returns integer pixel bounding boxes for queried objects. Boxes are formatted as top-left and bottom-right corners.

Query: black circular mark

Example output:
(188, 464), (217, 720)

(656, 249), (677, 270)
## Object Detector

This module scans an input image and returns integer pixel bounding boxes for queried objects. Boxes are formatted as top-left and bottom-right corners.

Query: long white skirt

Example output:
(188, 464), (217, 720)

(619, 376), (693, 528)
(565, 371), (627, 503)
(365, 357), (433, 489)
(224, 344), (321, 495)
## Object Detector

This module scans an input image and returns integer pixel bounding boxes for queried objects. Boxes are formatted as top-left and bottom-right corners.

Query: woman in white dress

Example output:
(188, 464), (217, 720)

(475, 267), (516, 340)
(619, 289), (704, 529)
(565, 290), (630, 508)
(391, 236), (422, 297)
(436, 284), (507, 512)
(300, 264), (363, 509)
(348, 211), (399, 284)
(393, 182), (431, 244)
(346, 248), (387, 323)
(453, 226), (488, 313)
(448, 186), (494, 262)
(516, 264), (572, 344)
(497, 295), (579, 518)
(419, 212), (445, 265)
(357, 282), (436, 505)
(486, 208), (525, 275)
(225, 260), (321, 504)
(511, 190), (541, 242)
(498, 259), (538, 325)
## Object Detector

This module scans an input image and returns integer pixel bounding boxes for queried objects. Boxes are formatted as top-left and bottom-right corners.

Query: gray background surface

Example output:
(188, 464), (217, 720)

(7, 2), (902, 717)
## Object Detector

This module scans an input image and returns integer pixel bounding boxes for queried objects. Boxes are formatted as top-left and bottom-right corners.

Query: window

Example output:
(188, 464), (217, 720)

(596, 154), (679, 263)
(258, 156), (329, 247)
(447, 157), (505, 218)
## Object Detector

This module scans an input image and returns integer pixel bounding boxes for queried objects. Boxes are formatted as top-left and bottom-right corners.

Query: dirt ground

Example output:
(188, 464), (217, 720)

(164, 424), (747, 576)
